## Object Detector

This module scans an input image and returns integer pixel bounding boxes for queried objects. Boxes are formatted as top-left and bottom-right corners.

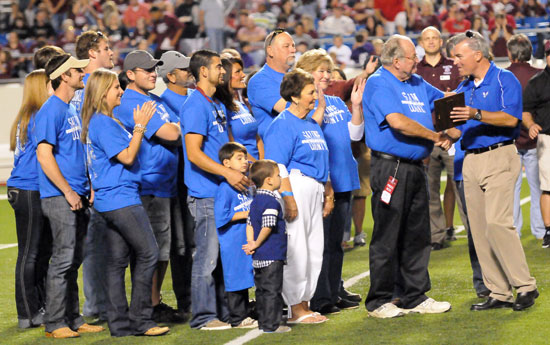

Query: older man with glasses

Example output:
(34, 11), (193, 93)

(447, 30), (538, 312)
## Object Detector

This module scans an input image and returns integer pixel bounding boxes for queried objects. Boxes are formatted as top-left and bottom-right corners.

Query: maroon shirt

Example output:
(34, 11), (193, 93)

(152, 14), (183, 47)
(416, 55), (461, 92)
(507, 62), (541, 150)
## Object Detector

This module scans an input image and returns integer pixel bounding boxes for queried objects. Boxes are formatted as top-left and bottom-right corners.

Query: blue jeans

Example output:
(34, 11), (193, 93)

(100, 205), (159, 336)
(311, 192), (351, 310)
(82, 209), (108, 320)
(8, 188), (51, 322)
(41, 196), (89, 333)
(514, 148), (545, 238)
(188, 197), (228, 328)
(206, 28), (225, 53)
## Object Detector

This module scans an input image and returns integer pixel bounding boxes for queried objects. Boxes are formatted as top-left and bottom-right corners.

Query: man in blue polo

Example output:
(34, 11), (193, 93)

(247, 29), (296, 139)
(181, 49), (249, 330)
(448, 31), (538, 312)
(363, 35), (452, 319)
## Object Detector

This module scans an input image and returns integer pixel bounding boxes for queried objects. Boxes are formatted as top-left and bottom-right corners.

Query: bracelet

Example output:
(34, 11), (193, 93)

(325, 195), (335, 201)
(133, 124), (146, 134)
(281, 191), (294, 197)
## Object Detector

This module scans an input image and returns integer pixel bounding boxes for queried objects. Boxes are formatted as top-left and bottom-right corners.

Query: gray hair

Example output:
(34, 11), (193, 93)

(380, 35), (413, 66)
(507, 34), (532, 62)
(452, 31), (491, 59)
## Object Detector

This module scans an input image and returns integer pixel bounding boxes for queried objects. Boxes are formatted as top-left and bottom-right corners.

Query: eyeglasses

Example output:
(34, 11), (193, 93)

(266, 28), (286, 47)
(92, 31), (105, 43)
(466, 30), (474, 38)
(401, 54), (418, 61)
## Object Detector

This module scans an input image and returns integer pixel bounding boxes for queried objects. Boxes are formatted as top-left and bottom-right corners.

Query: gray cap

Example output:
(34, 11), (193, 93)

(158, 51), (191, 78)
(123, 50), (163, 71)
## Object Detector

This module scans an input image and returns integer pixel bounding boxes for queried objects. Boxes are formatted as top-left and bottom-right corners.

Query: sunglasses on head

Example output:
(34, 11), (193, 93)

(92, 31), (105, 43)
(266, 28), (286, 46)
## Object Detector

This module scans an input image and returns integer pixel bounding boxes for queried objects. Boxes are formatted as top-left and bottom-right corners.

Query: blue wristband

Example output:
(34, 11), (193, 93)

(281, 191), (294, 197)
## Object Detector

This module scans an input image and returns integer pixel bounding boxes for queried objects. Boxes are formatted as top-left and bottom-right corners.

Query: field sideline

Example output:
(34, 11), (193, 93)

(0, 179), (549, 345)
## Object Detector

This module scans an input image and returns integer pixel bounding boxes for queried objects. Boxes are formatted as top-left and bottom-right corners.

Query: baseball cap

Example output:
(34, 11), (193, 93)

(123, 50), (163, 71)
(158, 51), (191, 79)
(49, 56), (89, 80)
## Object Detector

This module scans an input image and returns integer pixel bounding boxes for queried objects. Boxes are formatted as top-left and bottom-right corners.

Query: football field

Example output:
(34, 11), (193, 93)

(0, 177), (549, 345)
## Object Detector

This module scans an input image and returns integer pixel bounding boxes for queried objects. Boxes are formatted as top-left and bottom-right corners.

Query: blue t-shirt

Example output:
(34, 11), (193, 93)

(227, 101), (260, 160)
(249, 190), (287, 262)
(214, 181), (254, 292)
(160, 88), (194, 122)
(34, 95), (89, 198)
(264, 109), (329, 183)
(248, 64), (286, 139)
(87, 113), (142, 212)
(7, 116), (40, 190)
(114, 89), (178, 197)
(455, 62), (522, 150)
(363, 67), (444, 161)
(309, 95), (360, 193)
(181, 88), (229, 198)
(70, 73), (90, 115)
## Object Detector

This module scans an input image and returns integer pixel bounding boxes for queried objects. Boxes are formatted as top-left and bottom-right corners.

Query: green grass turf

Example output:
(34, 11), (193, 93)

(0, 178), (548, 344)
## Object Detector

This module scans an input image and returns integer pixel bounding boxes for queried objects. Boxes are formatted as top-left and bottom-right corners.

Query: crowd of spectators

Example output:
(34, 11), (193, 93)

(1, 0), (550, 79)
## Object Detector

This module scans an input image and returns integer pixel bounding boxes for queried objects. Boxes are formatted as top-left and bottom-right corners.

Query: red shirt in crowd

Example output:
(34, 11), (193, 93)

(374, 0), (404, 21)
(443, 18), (471, 34)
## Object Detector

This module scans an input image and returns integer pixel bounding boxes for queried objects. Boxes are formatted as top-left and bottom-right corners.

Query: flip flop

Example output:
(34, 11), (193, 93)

(287, 313), (328, 324)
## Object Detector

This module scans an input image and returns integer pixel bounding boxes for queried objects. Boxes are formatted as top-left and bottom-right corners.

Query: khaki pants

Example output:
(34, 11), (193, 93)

(463, 144), (536, 302)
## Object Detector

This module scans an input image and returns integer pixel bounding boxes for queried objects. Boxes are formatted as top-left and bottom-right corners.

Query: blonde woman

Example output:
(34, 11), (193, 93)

(7, 69), (51, 329)
(296, 49), (365, 315)
(81, 69), (168, 337)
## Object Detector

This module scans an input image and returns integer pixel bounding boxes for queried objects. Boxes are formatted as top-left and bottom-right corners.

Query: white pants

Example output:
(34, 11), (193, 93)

(282, 171), (325, 307)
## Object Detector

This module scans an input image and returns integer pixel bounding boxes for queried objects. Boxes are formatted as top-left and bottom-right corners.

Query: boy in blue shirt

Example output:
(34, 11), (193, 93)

(214, 142), (257, 329)
(243, 160), (290, 334)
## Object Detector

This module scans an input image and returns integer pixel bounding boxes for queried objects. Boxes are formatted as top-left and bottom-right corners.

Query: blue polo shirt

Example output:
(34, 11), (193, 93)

(160, 88), (195, 122)
(7, 116), (40, 191)
(181, 87), (229, 198)
(453, 139), (465, 182)
(70, 73), (90, 115)
(34, 95), (89, 198)
(214, 181), (254, 292)
(87, 113), (141, 212)
(455, 62), (522, 150)
(309, 95), (360, 193)
(114, 89), (178, 197)
(228, 101), (260, 160)
(264, 109), (329, 183)
(248, 64), (286, 139)
(363, 67), (444, 161)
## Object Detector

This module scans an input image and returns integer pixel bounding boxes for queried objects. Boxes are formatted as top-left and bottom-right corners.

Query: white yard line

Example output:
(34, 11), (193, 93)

(0, 243), (17, 250)
(0, 194), (7, 200)
(225, 270), (371, 345)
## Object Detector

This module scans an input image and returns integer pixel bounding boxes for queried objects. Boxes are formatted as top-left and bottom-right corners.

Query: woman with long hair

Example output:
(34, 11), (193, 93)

(7, 69), (52, 329)
(215, 57), (264, 160)
(81, 68), (168, 337)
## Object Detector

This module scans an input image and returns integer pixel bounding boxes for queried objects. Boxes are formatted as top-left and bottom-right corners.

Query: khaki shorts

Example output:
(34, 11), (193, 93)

(537, 133), (550, 191)
(352, 142), (372, 198)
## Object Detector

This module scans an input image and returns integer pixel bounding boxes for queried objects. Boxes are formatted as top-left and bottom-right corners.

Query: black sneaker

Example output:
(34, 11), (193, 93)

(316, 304), (341, 315)
(339, 288), (362, 303)
(445, 226), (456, 241)
(542, 231), (550, 248)
(153, 302), (186, 323)
(336, 298), (360, 310)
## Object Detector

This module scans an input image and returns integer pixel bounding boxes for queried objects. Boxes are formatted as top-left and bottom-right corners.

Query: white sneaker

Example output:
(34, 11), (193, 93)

(368, 302), (405, 318)
(354, 232), (366, 247)
(404, 298), (451, 314)
(234, 317), (258, 329)
(200, 319), (232, 330)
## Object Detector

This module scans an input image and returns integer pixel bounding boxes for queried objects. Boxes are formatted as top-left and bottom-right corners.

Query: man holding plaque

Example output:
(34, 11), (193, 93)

(448, 30), (538, 312)
(363, 35), (452, 319)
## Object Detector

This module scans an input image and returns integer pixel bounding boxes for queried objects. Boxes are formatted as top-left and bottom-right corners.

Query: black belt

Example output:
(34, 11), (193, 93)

(465, 139), (515, 155)
(371, 150), (423, 166)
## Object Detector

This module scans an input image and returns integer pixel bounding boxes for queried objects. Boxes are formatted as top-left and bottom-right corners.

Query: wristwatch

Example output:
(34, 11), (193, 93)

(473, 109), (482, 121)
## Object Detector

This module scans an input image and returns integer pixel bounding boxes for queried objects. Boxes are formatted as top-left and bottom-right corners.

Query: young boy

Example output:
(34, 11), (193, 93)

(243, 160), (290, 333)
(214, 142), (257, 329)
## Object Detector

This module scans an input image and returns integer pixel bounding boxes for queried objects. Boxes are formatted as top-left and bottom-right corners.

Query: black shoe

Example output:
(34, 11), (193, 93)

(339, 288), (362, 303)
(153, 302), (186, 323)
(513, 289), (539, 311)
(316, 304), (341, 315)
(476, 289), (491, 298)
(431, 243), (443, 251)
(470, 297), (513, 311)
(336, 298), (360, 310)
(445, 226), (456, 241)
(543, 231), (550, 248)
